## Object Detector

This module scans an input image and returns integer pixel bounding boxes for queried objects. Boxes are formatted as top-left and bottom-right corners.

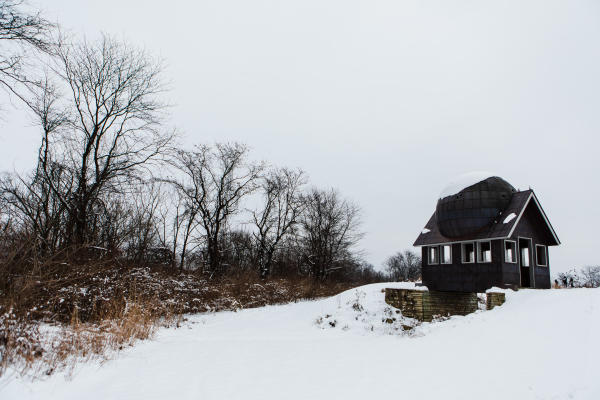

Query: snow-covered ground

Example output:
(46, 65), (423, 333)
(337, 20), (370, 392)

(2, 283), (599, 400)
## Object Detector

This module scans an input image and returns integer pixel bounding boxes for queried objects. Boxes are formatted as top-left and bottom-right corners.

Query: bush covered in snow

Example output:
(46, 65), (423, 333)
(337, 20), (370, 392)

(315, 285), (422, 336)
(556, 266), (600, 288)
(0, 264), (362, 378)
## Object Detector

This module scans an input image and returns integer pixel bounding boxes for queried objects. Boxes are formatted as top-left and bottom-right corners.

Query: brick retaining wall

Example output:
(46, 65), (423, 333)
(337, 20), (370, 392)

(486, 292), (506, 310)
(384, 288), (478, 322)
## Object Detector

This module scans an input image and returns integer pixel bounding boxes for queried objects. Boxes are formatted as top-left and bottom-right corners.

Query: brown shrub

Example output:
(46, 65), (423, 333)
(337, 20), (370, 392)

(0, 262), (356, 378)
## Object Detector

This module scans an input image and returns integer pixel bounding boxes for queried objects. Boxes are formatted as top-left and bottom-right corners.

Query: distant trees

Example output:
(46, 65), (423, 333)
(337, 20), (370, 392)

(166, 143), (264, 275)
(43, 36), (172, 247)
(252, 168), (306, 278)
(298, 188), (363, 281)
(166, 187), (201, 270)
(161, 150), (370, 281)
(557, 266), (600, 288)
(385, 250), (421, 281)
(581, 266), (600, 288)
(0, 4), (383, 284)
(1, 35), (173, 256)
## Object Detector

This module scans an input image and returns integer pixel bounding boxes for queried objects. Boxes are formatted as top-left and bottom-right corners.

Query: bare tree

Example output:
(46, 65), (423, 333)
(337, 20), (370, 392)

(558, 266), (600, 288)
(220, 229), (256, 272)
(385, 250), (421, 282)
(25, 35), (173, 248)
(298, 188), (363, 281)
(166, 188), (201, 270)
(0, 159), (72, 255)
(121, 184), (164, 262)
(252, 167), (306, 278)
(167, 143), (264, 275)
(0, 0), (53, 101)
(0, 12), (58, 252)
(557, 269), (580, 288)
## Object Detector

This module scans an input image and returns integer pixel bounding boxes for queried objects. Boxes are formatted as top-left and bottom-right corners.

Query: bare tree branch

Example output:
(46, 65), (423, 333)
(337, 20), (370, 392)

(0, 0), (55, 105)
(298, 188), (363, 280)
(252, 167), (306, 278)
(165, 143), (264, 275)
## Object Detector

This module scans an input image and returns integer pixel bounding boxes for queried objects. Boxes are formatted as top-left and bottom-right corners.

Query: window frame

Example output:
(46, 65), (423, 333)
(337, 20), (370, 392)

(535, 244), (548, 267)
(440, 245), (452, 264)
(428, 246), (439, 265)
(477, 240), (492, 263)
(461, 242), (475, 264)
(504, 240), (517, 264)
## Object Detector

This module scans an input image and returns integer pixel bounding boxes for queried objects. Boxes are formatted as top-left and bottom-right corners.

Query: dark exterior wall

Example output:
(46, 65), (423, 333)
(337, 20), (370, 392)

(420, 200), (554, 292)
(418, 191), (558, 292)
(510, 201), (555, 245)
(501, 261), (520, 289)
(534, 267), (551, 289)
(509, 202), (552, 289)
(422, 239), (509, 292)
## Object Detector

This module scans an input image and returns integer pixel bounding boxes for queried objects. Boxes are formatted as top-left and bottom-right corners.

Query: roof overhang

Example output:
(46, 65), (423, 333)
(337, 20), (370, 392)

(510, 191), (560, 245)
(413, 190), (560, 247)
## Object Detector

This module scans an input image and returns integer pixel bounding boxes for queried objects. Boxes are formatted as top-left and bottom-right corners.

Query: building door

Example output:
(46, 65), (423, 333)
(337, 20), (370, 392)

(518, 238), (533, 288)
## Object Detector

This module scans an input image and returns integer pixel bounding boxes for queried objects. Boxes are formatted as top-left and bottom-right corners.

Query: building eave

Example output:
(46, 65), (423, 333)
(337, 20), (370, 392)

(413, 189), (560, 247)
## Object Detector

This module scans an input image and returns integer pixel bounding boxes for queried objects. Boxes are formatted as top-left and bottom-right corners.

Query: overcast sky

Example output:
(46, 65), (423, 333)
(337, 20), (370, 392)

(1, 0), (599, 272)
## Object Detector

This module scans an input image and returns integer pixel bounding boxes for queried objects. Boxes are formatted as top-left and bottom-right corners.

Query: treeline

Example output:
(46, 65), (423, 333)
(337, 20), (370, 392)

(556, 266), (600, 288)
(0, 2), (391, 286)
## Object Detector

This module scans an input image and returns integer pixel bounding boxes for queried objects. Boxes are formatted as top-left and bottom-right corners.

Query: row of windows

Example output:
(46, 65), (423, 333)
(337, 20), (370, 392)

(427, 240), (548, 267)
(428, 245), (452, 265)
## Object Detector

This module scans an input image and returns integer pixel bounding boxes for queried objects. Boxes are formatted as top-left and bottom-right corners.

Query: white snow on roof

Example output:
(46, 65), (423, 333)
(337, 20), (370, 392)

(421, 228), (431, 234)
(439, 171), (495, 199)
(503, 212), (517, 224)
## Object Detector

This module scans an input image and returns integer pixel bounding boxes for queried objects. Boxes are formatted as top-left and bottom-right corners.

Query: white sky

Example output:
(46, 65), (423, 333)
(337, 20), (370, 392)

(1, 0), (599, 273)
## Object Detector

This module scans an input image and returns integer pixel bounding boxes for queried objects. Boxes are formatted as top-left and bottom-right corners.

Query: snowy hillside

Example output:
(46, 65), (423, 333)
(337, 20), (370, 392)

(3, 284), (599, 400)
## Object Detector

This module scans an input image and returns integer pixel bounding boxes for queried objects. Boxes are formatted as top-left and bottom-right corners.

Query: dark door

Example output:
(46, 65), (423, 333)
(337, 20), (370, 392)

(519, 238), (532, 288)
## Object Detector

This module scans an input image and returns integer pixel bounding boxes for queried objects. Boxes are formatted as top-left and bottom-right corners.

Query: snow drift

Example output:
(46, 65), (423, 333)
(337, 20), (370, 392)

(3, 284), (599, 400)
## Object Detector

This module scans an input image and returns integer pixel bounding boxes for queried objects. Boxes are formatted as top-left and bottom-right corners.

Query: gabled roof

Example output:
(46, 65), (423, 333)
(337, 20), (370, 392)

(413, 190), (560, 246)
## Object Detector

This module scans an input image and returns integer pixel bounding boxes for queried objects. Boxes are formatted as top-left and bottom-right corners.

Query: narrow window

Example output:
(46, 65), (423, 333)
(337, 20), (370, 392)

(428, 246), (439, 264)
(477, 241), (492, 263)
(441, 245), (452, 264)
(536, 245), (547, 266)
(461, 242), (475, 263)
(505, 240), (517, 263)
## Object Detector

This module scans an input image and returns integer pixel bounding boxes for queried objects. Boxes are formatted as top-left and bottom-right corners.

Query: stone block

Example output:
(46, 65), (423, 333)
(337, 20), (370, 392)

(486, 292), (506, 310)
(384, 288), (478, 322)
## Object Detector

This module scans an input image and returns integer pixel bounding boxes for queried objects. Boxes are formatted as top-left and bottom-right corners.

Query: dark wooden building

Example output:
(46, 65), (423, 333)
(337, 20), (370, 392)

(413, 176), (560, 292)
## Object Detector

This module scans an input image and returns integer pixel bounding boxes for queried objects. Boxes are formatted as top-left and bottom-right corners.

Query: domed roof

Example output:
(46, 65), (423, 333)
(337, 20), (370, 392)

(439, 171), (496, 199)
(435, 174), (516, 238)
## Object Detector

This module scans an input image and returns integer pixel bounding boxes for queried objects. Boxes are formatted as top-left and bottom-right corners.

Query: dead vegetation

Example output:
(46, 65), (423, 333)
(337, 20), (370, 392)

(0, 262), (356, 378)
(0, 1), (385, 380)
(1, 300), (160, 378)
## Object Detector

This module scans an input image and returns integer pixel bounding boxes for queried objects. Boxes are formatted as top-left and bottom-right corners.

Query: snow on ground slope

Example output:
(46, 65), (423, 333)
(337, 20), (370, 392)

(2, 283), (599, 400)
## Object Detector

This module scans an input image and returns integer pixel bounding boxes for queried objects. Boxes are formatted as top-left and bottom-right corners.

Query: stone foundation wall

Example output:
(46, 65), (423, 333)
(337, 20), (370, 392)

(384, 289), (478, 322)
(486, 292), (506, 310)
(384, 289), (428, 320)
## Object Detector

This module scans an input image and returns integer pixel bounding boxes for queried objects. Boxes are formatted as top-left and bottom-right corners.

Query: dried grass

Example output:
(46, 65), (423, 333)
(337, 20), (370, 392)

(0, 264), (355, 379)
(1, 298), (176, 379)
